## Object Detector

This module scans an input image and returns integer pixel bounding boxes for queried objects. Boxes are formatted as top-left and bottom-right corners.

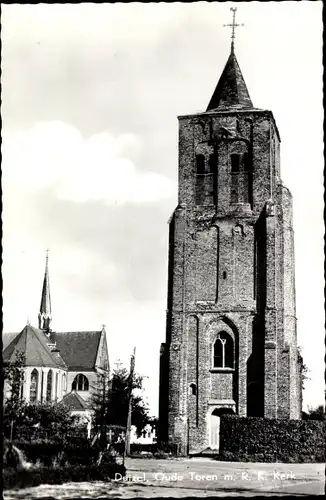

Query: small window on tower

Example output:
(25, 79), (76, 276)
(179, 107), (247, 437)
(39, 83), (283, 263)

(209, 154), (216, 173)
(231, 154), (240, 173)
(190, 383), (197, 396)
(243, 152), (250, 172)
(196, 154), (205, 175)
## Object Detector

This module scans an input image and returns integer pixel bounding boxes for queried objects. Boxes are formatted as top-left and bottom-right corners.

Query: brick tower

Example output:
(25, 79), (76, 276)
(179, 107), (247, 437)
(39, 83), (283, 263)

(159, 43), (302, 454)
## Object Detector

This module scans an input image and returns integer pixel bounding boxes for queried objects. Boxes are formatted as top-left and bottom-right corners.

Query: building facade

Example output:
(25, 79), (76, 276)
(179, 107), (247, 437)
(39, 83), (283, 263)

(3, 255), (110, 416)
(159, 45), (302, 454)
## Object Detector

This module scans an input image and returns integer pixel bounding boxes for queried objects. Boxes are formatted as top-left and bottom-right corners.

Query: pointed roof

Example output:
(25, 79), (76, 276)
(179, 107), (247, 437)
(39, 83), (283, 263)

(206, 49), (253, 111)
(2, 332), (20, 350)
(59, 390), (90, 411)
(51, 330), (102, 371)
(3, 324), (62, 368)
(38, 251), (52, 329)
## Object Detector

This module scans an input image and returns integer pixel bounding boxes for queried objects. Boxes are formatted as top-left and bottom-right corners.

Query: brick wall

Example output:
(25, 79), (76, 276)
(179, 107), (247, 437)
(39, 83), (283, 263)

(159, 107), (301, 453)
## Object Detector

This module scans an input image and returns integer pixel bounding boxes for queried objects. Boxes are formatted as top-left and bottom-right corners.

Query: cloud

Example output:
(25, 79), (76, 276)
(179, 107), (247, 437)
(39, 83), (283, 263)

(2, 122), (176, 206)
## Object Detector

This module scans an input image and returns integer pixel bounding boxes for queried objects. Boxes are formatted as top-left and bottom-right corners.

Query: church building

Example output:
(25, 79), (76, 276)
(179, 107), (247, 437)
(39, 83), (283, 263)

(3, 253), (110, 420)
(159, 25), (302, 454)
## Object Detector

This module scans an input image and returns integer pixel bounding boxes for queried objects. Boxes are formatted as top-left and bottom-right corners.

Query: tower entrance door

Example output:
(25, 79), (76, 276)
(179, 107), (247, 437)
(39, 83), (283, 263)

(209, 408), (235, 451)
(209, 412), (220, 450)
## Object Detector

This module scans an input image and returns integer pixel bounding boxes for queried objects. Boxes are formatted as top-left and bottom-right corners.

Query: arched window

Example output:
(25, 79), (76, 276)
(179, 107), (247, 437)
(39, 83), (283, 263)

(195, 143), (217, 206)
(213, 332), (234, 369)
(30, 369), (38, 402)
(46, 369), (53, 401)
(229, 141), (251, 204)
(55, 372), (59, 400)
(62, 373), (67, 392)
(72, 374), (89, 391)
(231, 154), (240, 173)
(190, 383), (197, 396)
(196, 154), (205, 175)
(209, 154), (216, 173)
(243, 152), (250, 172)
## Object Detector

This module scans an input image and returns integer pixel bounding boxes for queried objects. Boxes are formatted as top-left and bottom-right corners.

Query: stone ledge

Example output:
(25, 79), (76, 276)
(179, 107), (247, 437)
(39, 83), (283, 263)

(208, 399), (236, 406)
(209, 368), (235, 373)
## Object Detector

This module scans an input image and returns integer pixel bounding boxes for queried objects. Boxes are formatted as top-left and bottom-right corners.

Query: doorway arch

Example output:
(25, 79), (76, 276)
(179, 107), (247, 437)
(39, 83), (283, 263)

(209, 407), (235, 451)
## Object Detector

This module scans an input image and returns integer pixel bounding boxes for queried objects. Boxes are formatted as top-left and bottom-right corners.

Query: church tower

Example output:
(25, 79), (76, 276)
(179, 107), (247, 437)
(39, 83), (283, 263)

(159, 16), (302, 455)
(38, 250), (52, 335)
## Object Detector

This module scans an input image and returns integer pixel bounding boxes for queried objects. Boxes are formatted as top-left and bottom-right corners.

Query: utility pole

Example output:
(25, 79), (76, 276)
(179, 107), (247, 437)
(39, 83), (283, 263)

(124, 347), (136, 461)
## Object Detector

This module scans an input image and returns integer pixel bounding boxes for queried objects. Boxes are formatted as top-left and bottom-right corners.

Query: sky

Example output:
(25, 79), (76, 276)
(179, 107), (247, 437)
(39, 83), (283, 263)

(2, 2), (324, 416)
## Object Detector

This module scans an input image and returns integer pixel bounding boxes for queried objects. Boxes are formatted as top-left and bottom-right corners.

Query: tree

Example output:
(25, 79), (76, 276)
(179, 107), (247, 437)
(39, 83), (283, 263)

(3, 352), (78, 440)
(18, 401), (78, 437)
(91, 361), (150, 444)
(297, 346), (309, 391)
(91, 370), (112, 447)
(3, 351), (25, 438)
(304, 405), (326, 421)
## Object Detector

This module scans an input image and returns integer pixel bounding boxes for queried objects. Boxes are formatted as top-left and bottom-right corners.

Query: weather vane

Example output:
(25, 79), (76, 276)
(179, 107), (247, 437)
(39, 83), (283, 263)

(223, 7), (244, 52)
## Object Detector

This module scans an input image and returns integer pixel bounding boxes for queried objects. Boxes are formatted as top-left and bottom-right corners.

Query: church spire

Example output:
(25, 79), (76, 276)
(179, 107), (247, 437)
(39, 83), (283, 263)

(38, 250), (52, 333)
(207, 8), (252, 111)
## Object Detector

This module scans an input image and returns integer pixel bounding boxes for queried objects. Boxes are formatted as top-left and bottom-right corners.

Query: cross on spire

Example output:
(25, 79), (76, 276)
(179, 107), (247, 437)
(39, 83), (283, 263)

(223, 7), (244, 53)
(45, 248), (50, 265)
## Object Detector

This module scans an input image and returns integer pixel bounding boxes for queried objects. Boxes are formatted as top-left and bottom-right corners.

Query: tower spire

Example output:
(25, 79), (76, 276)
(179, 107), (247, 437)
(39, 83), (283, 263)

(38, 249), (52, 333)
(223, 7), (244, 53)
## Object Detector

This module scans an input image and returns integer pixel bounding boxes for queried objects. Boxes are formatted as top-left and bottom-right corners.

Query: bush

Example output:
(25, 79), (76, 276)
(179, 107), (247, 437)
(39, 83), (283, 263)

(219, 415), (325, 463)
(153, 450), (170, 459)
(4, 463), (126, 490)
(12, 438), (102, 467)
(130, 443), (157, 454)
(13, 439), (62, 466)
(157, 441), (180, 455)
(99, 449), (119, 465)
(62, 438), (100, 466)
(130, 452), (153, 459)
(110, 441), (125, 455)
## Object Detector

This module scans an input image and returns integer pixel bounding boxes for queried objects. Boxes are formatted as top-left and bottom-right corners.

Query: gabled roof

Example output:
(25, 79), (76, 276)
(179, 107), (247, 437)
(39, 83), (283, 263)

(2, 332), (19, 350)
(51, 331), (102, 371)
(59, 390), (90, 411)
(206, 50), (253, 111)
(95, 328), (110, 372)
(3, 325), (61, 368)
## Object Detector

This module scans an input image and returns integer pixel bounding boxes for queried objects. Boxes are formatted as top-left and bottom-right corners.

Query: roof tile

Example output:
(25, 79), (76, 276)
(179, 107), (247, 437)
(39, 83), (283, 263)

(51, 331), (101, 371)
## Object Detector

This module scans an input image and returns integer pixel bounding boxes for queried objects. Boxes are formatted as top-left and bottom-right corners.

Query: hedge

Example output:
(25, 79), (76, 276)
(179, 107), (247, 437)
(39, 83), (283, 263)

(4, 463), (126, 490)
(111, 442), (178, 456)
(12, 438), (101, 467)
(219, 415), (325, 463)
(10, 439), (179, 467)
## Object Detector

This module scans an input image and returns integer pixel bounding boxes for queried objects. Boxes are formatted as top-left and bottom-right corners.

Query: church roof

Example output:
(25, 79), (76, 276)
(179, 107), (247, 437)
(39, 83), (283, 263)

(2, 332), (20, 350)
(59, 390), (90, 411)
(51, 330), (102, 371)
(47, 344), (67, 370)
(206, 50), (253, 111)
(3, 328), (104, 372)
(3, 325), (61, 368)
